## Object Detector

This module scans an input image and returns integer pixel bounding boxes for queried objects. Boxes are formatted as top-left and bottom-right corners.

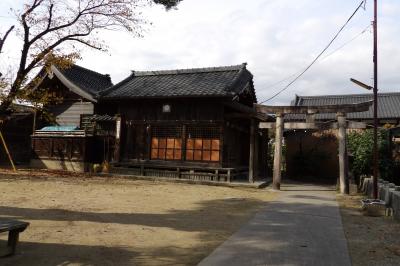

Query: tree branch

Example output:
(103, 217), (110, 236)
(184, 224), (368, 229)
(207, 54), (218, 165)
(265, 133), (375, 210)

(0, 26), (15, 54)
(0, 0), (183, 114)
(17, 0), (44, 88)
(66, 38), (102, 50)
(25, 31), (92, 74)
(46, 3), (54, 31)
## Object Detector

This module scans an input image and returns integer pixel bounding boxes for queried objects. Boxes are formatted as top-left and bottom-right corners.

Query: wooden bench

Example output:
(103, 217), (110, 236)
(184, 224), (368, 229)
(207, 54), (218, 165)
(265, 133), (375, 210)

(0, 220), (29, 257)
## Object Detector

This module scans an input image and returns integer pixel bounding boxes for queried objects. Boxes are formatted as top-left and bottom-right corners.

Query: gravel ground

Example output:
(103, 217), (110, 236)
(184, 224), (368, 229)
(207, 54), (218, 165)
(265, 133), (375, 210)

(338, 192), (400, 266)
(0, 170), (274, 266)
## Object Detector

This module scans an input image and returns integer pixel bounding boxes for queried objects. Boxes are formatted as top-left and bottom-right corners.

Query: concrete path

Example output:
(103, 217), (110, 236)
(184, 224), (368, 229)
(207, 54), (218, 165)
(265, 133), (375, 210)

(199, 182), (351, 266)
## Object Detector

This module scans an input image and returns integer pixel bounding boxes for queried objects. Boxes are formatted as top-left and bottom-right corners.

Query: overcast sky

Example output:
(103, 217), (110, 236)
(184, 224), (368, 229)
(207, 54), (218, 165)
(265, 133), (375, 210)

(1, 0), (399, 105)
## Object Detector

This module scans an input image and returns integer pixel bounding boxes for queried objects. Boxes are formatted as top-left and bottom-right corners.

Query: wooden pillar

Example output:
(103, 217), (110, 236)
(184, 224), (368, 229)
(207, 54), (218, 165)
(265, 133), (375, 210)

(262, 129), (269, 178)
(305, 112), (315, 123)
(337, 113), (349, 194)
(146, 124), (151, 159)
(254, 129), (259, 181)
(248, 119), (255, 183)
(32, 109), (37, 134)
(182, 124), (187, 161)
(114, 116), (122, 162)
(273, 113), (284, 190)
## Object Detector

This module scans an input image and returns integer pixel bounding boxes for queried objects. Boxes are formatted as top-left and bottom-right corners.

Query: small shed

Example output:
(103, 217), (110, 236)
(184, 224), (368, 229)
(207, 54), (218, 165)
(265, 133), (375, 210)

(30, 64), (113, 171)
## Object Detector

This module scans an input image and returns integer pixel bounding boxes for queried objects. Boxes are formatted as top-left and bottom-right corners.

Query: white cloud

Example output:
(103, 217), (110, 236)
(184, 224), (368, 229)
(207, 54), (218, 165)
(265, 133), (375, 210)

(1, 0), (399, 105)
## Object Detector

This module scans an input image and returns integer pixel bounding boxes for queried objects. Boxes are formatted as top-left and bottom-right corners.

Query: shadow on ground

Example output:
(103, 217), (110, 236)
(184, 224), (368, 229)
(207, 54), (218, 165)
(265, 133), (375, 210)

(0, 240), (137, 266)
(0, 197), (266, 266)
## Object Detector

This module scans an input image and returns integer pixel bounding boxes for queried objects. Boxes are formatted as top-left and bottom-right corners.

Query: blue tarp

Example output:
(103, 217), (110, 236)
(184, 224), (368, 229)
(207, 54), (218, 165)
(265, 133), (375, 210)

(38, 125), (78, 131)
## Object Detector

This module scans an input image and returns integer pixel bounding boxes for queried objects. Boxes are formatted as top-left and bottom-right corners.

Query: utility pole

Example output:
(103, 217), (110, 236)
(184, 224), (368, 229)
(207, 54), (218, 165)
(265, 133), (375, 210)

(372, 0), (379, 199)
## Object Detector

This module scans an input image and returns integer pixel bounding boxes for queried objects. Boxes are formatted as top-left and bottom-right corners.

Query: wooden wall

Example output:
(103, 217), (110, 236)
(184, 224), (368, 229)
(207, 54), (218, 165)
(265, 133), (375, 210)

(223, 120), (250, 167)
(31, 136), (91, 161)
(97, 97), (254, 168)
(98, 98), (224, 122)
(39, 75), (95, 127)
(48, 101), (94, 126)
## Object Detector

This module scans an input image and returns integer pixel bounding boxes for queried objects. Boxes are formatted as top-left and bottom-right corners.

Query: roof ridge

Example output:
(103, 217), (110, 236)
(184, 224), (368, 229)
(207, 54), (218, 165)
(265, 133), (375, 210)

(132, 63), (245, 76)
(58, 64), (111, 79)
(297, 92), (400, 98)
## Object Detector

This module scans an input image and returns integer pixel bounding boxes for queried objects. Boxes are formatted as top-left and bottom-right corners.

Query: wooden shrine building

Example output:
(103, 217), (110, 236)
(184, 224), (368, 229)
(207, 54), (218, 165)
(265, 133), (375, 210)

(96, 63), (269, 182)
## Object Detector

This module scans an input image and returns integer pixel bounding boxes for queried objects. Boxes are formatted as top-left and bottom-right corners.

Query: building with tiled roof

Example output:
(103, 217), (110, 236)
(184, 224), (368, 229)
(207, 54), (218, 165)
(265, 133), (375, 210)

(289, 93), (400, 124)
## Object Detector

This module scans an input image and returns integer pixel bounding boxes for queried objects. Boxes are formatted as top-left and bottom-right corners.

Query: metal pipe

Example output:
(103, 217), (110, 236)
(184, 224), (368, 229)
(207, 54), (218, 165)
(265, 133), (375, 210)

(372, 0), (379, 199)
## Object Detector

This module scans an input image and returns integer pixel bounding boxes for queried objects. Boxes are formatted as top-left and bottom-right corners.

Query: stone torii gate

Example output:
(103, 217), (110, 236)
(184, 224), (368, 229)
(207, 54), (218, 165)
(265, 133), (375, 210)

(255, 101), (373, 194)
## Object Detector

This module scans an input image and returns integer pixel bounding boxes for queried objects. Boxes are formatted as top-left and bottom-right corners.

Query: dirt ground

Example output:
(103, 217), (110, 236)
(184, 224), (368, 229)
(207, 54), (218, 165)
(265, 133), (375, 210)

(338, 192), (400, 266)
(0, 170), (274, 266)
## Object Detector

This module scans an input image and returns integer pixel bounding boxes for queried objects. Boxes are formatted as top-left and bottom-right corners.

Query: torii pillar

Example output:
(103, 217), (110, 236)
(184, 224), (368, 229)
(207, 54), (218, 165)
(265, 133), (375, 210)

(272, 113), (284, 190)
(248, 119), (255, 183)
(337, 112), (349, 194)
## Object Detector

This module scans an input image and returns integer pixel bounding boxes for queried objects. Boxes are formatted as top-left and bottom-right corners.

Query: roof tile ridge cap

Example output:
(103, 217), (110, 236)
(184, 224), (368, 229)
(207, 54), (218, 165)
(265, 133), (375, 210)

(298, 93), (374, 98)
(68, 64), (111, 79)
(378, 92), (400, 96)
(132, 64), (245, 76)
(302, 92), (400, 98)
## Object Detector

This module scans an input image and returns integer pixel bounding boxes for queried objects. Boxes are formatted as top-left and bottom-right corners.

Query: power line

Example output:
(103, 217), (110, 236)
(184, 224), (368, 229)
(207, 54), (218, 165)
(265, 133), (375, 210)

(320, 24), (371, 61)
(258, 24), (371, 100)
(261, 73), (297, 91)
(260, 0), (367, 104)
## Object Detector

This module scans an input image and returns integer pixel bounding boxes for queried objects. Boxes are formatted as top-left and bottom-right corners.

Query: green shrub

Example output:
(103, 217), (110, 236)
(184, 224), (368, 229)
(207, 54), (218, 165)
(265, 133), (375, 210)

(347, 129), (393, 181)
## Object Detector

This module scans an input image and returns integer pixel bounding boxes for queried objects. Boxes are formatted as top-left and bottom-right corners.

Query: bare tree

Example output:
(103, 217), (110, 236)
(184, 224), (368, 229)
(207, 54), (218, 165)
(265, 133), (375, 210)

(0, 0), (182, 114)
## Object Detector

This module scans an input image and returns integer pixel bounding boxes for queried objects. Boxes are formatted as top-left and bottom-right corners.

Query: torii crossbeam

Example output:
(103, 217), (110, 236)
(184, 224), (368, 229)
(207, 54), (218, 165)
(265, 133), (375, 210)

(255, 100), (373, 194)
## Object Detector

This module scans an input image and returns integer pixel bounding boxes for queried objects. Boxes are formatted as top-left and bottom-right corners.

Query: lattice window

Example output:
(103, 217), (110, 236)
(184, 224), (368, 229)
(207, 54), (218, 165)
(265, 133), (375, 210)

(151, 125), (182, 160)
(186, 126), (220, 162)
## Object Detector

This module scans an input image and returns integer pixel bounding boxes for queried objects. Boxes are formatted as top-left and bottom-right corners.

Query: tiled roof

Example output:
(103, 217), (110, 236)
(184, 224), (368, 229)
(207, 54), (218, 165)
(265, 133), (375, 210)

(288, 92), (400, 120)
(57, 65), (113, 95)
(89, 114), (116, 122)
(100, 63), (255, 99)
